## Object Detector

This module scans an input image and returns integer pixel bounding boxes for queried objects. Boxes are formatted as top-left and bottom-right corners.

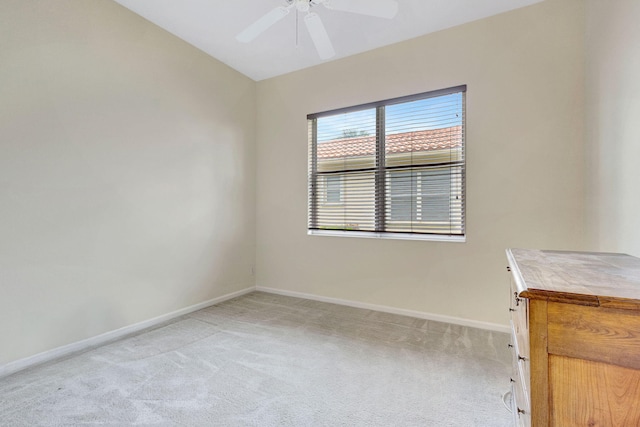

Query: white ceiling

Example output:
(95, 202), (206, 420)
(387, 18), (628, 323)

(113, 0), (544, 81)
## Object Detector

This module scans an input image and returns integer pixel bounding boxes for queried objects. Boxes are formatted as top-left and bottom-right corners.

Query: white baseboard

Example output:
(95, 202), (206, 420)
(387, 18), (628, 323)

(2, 284), (508, 379)
(0, 286), (255, 379)
(256, 286), (510, 334)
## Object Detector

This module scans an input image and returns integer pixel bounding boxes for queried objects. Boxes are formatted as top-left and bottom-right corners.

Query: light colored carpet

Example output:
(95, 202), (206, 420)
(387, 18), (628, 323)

(0, 291), (512, 426)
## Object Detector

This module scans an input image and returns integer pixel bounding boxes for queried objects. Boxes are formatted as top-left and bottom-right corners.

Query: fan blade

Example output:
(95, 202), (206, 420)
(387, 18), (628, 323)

(325, 0), (398, 19)
(304, 13), (335, 60)
(236, 7), (290, 43)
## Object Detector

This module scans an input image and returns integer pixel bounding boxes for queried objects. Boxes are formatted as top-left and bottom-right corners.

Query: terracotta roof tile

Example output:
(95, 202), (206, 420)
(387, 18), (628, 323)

(318, 126), (462, 159)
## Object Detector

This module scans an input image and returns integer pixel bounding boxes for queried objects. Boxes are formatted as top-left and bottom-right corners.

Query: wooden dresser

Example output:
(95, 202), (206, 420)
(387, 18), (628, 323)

(506, 249), (640, 426)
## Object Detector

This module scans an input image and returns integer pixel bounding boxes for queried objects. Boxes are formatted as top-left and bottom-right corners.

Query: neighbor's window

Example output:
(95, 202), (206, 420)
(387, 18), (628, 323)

(307, 85), (466, 240)
(324, 175), (342, 204)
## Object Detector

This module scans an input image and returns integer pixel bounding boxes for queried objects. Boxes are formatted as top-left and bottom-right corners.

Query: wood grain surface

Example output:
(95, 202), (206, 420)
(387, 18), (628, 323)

(507, 249), (640, 427)
(529, 299), (548, 427)
(550, 355), (640, 426)
(507, 249), (640, 306)
(548, 302), (640, 371)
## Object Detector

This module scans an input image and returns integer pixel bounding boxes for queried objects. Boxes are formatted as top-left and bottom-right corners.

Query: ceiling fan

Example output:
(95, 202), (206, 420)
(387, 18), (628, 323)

(236, 0), (399, 60)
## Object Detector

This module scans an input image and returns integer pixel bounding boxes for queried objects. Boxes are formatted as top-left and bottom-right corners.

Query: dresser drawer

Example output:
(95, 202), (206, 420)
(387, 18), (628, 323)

(510, 328), (531, 427)
(509, 275), (530, 361)
(510, 383), (528, 427)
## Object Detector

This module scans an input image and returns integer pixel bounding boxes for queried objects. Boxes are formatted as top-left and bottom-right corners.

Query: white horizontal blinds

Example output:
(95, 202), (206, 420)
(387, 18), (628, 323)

(384, 92), (465, 235)
(308, 85), (465, 237)
(310, 107), (377, 231)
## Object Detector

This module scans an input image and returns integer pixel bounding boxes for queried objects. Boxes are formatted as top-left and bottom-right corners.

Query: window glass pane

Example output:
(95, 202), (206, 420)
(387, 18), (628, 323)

(315, 171), (375, 231)
(420, 169), (451, 222)
(384, 91), (463, 234)
(388, 171), (417, 221)
(316, 108), (377, 173)
(385, 93), (464, 168)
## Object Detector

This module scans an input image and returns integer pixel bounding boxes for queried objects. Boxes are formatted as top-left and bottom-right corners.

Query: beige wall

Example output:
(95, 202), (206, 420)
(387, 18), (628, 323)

(256, 0), (585, 327)
(0, 0), (256, 365)
(585, 0), (640, 257)
(0, 0), (596, 366)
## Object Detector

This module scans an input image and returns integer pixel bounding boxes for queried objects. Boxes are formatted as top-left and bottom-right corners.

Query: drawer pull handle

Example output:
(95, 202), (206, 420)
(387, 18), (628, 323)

(507, 344), (513, 348)
(517, 407), (526, 415)
(509, 308), (515, 312)
(518, 355), (527, 362)
(510, 377), (516, 383)
(514, 292), (521, 306)
(506, 266), (511, 272)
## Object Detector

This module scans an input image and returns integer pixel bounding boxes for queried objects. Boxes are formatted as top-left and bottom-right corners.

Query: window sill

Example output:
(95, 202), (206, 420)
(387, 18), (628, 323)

(307, 229), (466, 242)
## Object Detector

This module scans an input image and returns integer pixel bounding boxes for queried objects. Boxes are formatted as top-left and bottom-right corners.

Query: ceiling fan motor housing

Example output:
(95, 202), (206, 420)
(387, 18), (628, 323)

(239, 0), (397, 59)
(285, 0), (323, 13)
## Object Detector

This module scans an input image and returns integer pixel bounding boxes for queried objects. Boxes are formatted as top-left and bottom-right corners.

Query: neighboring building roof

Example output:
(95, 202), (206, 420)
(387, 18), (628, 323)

(317, 126), (462, 159)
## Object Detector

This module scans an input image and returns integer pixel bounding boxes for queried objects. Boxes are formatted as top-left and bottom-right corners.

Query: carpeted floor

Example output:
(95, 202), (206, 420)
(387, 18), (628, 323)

(0, 291), (512, 426)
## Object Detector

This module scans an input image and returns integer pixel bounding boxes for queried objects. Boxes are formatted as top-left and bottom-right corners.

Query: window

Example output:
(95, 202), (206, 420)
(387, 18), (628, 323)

(324, 175), (342, 204)
(308, 85), (465, 240)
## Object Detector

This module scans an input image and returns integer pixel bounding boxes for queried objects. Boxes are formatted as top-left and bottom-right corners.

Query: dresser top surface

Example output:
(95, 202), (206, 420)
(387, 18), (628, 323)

(507, 249), (640, 307)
